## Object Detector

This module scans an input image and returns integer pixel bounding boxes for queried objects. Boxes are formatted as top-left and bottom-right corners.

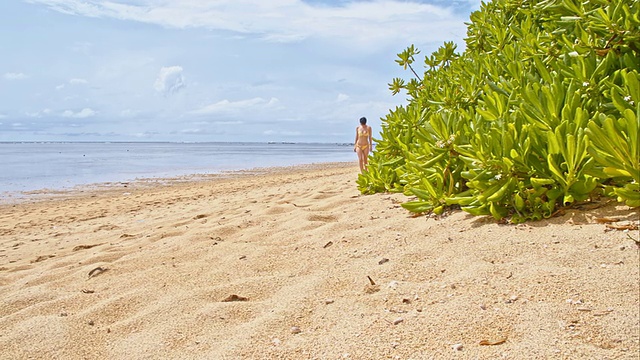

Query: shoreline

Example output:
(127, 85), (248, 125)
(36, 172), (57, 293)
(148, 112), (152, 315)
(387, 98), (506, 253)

(0, 142), (356, 198)
(0, 162), (638, 359)
(0, 161), (357, 205)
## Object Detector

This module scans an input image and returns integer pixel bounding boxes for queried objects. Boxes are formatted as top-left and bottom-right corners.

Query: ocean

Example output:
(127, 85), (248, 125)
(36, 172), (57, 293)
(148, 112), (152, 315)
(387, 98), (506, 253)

(0, 142), (356, 196)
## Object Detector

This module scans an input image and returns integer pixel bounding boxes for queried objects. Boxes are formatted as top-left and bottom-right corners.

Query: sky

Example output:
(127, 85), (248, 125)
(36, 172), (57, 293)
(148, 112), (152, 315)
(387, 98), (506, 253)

(0, 0), (481, 143)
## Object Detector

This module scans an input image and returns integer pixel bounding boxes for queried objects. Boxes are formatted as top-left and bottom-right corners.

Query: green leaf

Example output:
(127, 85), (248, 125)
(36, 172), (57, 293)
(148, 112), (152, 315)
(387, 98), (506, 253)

(401, 201), (434, 213)
(547, 154), (567, 186)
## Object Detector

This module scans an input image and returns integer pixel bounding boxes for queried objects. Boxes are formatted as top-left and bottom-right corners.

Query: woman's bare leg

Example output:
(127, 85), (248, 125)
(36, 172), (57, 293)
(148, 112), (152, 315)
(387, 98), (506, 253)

(356, 146), (369, 172)
(356, 148), (365, 172)
(363, 147), (369, 170)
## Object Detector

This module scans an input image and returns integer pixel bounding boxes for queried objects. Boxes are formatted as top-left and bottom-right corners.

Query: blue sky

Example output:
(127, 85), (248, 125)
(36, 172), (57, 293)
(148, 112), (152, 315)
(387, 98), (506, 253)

(0, 0), (480, 142)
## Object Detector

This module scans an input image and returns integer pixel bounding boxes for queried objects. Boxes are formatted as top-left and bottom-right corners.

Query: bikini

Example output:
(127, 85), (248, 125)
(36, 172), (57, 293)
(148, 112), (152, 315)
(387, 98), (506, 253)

(357, 127), (370, 150)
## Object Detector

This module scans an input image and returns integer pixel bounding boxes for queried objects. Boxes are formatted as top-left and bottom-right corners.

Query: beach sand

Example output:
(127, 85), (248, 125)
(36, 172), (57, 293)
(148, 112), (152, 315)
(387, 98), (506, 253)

(0, 162), (638, 359)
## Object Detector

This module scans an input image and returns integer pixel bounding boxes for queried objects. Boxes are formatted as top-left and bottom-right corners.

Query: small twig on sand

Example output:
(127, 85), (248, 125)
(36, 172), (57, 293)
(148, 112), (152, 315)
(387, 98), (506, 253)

(88, 266), (107, 279)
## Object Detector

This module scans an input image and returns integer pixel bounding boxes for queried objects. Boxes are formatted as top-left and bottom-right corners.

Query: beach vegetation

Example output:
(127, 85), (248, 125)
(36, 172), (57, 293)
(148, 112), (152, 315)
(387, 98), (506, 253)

(357, 0), (639, 222)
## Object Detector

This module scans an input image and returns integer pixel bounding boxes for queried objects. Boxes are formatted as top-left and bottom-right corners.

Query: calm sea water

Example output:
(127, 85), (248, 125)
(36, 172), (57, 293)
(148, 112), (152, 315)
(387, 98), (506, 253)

(0, 142), (356, 195)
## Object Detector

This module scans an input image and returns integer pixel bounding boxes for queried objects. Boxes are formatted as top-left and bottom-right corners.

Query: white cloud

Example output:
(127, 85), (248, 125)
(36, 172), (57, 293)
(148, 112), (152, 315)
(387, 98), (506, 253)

(71, 41), (93, 54)
(154, 66), (185, 95)
(26, 1), (471, 48)
(133, 131), (159, 138)
(180, 128), (206, 134)
(25, 109), (51, 118)
(62, 108), (97, 118)
(214, 120), (244, 125)
(264, 129), (302, 136)
(337, 93), (349, 102)
(191, 97), (279, 115)
(56, 79), (87, 90)
(196, 120), (244, 125)
(4, 72), (28, 80)
(63, 95), (79, 101)
(120, 109), (139, 117)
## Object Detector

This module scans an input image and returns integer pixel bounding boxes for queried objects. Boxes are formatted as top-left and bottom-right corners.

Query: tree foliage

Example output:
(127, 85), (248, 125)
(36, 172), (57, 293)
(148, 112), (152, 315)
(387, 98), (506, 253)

(358, 0), (639, 222)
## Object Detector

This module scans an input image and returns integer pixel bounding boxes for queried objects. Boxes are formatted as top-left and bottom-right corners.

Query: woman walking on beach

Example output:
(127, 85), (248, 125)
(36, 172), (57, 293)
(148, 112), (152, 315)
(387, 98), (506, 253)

(354, 117), (372, 172)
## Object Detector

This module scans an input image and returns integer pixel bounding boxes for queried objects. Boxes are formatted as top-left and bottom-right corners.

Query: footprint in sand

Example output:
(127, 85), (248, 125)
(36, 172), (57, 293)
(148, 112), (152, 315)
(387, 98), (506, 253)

(31, 254), (56, 263)
(266, 206), (290, 215)
(73, 243), (105, 251)
(0, 229), (14, 236)
(94, 224), (120, 232)
(311, 191), (340, 200)
(307, 214), (338, 223)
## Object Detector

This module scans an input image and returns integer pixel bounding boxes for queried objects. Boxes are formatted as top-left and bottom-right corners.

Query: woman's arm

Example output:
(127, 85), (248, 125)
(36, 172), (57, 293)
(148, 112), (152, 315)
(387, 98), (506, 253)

(354, 128), (359, 151)
(368, 126), (373, 147)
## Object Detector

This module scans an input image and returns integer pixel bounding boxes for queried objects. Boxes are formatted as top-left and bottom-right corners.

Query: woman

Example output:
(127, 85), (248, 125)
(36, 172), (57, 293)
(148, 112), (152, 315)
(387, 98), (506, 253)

(354, 117), (372, 173)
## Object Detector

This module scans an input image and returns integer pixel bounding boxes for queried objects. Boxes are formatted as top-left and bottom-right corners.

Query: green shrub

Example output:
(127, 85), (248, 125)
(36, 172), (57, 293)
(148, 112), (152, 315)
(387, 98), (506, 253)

(357, 0), (639, 222)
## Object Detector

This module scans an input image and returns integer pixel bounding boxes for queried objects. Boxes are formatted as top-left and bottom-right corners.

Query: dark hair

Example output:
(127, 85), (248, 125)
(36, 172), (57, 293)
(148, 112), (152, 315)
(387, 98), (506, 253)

(359, 117), (367, 124)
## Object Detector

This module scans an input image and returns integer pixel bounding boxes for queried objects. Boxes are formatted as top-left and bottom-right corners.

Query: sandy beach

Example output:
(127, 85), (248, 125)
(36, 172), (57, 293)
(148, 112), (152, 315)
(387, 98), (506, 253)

(0, 162), (638, 359)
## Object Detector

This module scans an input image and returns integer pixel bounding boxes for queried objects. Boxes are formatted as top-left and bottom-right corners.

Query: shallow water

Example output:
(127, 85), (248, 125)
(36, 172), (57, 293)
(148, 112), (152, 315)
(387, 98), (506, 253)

(0, 142), (355, 194)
